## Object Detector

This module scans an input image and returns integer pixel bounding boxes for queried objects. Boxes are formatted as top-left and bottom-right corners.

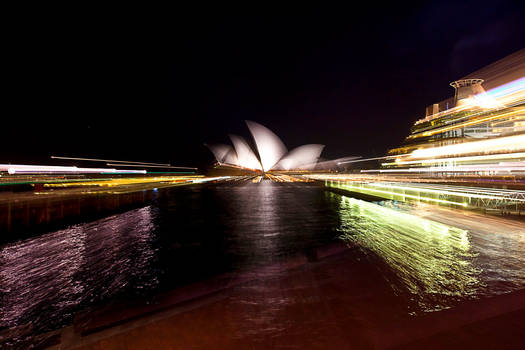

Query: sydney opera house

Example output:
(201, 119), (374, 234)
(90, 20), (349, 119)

(206, 120), (325, 174)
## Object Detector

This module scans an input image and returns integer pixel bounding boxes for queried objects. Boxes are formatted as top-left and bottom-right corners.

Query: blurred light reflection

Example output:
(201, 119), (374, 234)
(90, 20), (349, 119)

(336, 194), (482, 311)
(0, 206), (158, 335)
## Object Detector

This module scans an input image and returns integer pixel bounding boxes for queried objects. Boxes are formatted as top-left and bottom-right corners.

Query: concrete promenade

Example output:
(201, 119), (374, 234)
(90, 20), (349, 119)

(40, 243), (525, 350)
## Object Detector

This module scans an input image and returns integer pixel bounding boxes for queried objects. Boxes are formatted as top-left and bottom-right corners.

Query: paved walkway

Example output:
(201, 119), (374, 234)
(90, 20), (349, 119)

(40, 244), (525, 350)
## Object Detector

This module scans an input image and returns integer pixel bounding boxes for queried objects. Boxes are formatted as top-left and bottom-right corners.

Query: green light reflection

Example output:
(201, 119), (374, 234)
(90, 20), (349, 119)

(335, 193), (483, 312)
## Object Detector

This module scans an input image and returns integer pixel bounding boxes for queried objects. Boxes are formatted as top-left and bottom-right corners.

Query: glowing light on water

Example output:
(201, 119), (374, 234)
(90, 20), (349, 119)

(335, 194), (481, 311)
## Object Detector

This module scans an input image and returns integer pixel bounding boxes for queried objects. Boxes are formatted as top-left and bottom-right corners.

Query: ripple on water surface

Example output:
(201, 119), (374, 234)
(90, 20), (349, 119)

(0, 206), (159, 337)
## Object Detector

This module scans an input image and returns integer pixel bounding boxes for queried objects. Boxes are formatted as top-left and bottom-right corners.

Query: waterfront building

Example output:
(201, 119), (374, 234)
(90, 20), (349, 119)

(383, 49), (525, 176)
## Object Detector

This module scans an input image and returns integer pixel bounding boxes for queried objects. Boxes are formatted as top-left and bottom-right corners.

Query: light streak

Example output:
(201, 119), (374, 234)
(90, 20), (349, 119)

(488, 77), (525, 98)
(50, 156), (171, 166)
(190, 176), (233, 184)
(332, 182), (468, 207)
(307, 174), (525, 209)
(41, 175), (205, 188)
(106, 163), (197, 170)
(362, 163), (525, 173)
(366, 182), (525, 201)
(382, 152), (525, 166)
(414, 77), (525, 125)
(336, 194), (479, 310)
(307, 174), (525, 196)
(0, 164), (146, 175)
(408, 108), (524, 139)
(337, 156), (394, 164)
(408, 134), (525, 159)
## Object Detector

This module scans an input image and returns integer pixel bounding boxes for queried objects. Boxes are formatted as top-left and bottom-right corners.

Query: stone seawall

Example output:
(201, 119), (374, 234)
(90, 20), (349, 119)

(0, 187), (169, 242)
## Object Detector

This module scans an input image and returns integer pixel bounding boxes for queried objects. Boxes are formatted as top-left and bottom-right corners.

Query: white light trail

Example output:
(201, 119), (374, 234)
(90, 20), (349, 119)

(50, 156), (170, 166)
(338, 156), (395, 164)
(385, 152), (525, 166)
(106, 163), (197, 170)
(0, 164), (146, 174)
(409, 134), (525, 159)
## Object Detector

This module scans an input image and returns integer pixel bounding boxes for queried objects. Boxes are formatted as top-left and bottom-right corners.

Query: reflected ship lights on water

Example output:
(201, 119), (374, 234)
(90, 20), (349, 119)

(336, 194), (481, 311)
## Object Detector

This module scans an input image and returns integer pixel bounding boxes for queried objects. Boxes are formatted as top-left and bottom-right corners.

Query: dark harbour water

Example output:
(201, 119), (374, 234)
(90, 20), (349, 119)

(1, 180), (525, 345)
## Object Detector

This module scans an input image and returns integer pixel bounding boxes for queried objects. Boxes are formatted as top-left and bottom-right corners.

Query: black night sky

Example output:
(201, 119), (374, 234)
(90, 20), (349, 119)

(4, 2), (524, 170)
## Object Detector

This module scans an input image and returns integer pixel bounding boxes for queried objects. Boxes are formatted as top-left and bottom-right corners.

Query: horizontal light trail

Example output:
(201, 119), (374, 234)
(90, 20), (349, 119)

(0, 178), (107, 186)
(307, 174), (525, 203)
(106, 163), (197, 170)
(331, 182), (468, 207)
(488, 77), (525, 98)
(50, 156), (171, 166)
(337, 156), (394, 165)
(367, 182), (525, 202)
(362, 162), (525, 174)
(308, 173), (525, 193)
(408, 134), (525, 159)
(396, 182), (523, 195)
(408, 108), (524, 139)
(143, 171), (197, 174)
(190, 176), (233, 184)
(0, 164), (147, 175)
(383, 152), (525, 166)
(42, 176), (204, 189)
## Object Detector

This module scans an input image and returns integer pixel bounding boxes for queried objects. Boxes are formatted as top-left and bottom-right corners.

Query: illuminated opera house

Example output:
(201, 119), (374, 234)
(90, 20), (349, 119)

(207, 120), (325, 174)
(380, 49), (525, 177)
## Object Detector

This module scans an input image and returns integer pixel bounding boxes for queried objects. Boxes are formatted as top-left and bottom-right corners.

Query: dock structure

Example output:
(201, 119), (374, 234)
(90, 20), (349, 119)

(323, 179), (525, 215)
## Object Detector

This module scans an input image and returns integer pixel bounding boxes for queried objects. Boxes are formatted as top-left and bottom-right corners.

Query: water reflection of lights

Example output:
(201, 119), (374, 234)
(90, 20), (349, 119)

(335, 194), (481, 311)
(233, 180), (281, 264)
(0, 206), (157, 336)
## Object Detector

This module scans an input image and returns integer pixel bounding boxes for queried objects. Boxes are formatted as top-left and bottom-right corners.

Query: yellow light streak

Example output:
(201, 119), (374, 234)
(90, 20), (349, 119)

(409, 134), (525, 159)
(334, 182), (468, 207)
(369, 182), (523, 201)
(382, 152), (525, 166)
(409, 109), (523, 139)
(43, 176), (202, 188)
